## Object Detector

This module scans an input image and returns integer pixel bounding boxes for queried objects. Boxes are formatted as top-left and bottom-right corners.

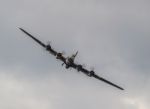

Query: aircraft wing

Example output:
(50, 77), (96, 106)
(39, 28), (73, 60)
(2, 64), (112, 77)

(93, 74), (124, 90)
(19, 28), (124, 90)
(78, 66), (124, 90)
(19, 28), (46, 48)
(79, 67), (91, 75)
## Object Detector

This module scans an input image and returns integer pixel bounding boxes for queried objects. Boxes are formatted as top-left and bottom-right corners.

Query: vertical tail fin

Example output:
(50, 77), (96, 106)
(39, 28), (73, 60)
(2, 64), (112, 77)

(74, 51), (78, 57)
(70, 51), (78, 61)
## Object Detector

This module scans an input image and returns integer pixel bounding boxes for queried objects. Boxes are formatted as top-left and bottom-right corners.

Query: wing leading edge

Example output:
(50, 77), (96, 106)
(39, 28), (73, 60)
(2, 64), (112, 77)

(93, 74), (124, 90)
(78, 66), (124, 90)
(19, 28), (46, 48)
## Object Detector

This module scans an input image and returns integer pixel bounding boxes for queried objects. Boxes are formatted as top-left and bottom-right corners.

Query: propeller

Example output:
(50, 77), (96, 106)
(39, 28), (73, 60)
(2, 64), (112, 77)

(90, 66), (95, 71)
(82, 64), (86, 68)
(61, 50), (66, 55)
(46, 41), (51, 46)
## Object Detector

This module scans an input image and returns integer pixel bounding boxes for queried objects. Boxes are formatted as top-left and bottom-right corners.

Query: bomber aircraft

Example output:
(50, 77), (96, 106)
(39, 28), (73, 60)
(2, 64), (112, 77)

(19, 28), (124, 90)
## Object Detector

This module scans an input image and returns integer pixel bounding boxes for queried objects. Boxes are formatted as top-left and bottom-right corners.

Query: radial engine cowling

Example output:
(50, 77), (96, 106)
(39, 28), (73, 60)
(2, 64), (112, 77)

(88, 71), (95, 77)
(77, 65), (82, 72)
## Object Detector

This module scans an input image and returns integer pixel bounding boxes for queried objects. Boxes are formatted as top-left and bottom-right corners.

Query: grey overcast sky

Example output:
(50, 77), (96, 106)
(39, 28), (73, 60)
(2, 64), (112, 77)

(0, 0), (150, 109)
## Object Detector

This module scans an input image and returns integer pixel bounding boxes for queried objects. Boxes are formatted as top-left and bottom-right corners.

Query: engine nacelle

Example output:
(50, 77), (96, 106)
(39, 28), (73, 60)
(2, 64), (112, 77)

(88, 71), (95, 77)
(56, 53), (63, 59)
(77, 65), (82, 72)
(46, 44), (51, 51)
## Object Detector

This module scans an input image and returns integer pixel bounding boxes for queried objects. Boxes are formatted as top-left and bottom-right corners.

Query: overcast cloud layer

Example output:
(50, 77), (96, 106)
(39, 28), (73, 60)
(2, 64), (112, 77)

(0, 0), (150, 109)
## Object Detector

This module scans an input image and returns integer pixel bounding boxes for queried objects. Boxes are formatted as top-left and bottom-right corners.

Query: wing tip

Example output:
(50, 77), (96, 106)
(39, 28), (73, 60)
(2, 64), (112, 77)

(93, 74), (124, 91)
(18, 27), (23, 31)
(119, 87), (124, 91)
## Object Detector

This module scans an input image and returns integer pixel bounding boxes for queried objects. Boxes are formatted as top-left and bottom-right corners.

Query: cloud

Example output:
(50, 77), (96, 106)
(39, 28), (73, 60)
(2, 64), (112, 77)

(0, 0), (150, 109)
(122, 97), (149, 109)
